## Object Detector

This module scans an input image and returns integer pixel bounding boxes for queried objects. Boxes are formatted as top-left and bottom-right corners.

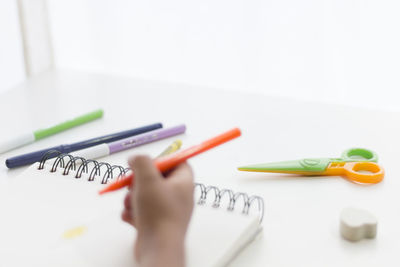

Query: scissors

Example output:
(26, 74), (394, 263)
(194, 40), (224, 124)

(238, 148), (384, 184)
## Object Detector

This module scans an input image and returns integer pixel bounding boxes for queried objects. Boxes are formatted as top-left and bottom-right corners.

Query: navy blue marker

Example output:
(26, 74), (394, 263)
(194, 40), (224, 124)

(5, 123), (163, 168)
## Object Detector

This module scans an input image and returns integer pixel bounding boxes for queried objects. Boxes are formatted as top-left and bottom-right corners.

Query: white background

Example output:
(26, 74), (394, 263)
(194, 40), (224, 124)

(46, 0), (400, 110)
(1, 0), (400, 107)
(0, 0), (26, 93)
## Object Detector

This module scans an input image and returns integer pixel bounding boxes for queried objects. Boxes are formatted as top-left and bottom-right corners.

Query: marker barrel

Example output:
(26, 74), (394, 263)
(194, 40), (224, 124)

(33, 109), (104, 140)
(70, 144), (110, 160)
(99, 127), (241, 194)
(0, 132), (35, 154)
(5, 123), (163, 168)
(108, 125), (186, 154)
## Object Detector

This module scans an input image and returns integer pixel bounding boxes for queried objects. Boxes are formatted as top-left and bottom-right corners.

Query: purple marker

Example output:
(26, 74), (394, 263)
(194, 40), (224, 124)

(71, 125), (186, 160)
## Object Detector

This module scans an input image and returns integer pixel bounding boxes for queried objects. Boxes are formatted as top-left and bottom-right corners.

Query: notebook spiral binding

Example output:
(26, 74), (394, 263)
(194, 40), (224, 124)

(38, 150), (130, 184)
(39, 151), (265, 222)
(195, 184), (264, 223)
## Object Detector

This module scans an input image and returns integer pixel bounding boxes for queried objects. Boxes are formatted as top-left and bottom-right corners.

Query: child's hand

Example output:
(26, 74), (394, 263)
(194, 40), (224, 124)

(122, 155), (194, 267)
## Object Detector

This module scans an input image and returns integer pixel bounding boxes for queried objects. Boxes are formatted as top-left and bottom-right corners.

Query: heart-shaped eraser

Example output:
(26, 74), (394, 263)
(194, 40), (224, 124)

(340, 207), (377, 242)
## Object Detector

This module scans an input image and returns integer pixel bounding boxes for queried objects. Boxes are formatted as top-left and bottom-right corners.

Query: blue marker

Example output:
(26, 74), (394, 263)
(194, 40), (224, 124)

(5, 123), (163, 168)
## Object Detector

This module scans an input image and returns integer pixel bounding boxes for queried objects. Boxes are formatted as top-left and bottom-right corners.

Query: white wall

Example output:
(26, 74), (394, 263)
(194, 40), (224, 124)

(47, 0), (400, 109)
(0, 0), (26, 93)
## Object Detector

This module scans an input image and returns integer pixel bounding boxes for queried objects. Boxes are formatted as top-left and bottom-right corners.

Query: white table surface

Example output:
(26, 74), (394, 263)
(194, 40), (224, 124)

(0, 70), (399, 267)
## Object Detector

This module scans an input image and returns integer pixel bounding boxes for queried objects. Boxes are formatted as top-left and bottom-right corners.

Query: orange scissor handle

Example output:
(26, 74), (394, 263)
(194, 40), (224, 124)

(325, 162), (384, 184)
(324, 161), (385, 184)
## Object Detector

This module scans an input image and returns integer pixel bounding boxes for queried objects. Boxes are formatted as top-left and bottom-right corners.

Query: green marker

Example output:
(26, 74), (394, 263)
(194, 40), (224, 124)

(0, 109), (103, 154)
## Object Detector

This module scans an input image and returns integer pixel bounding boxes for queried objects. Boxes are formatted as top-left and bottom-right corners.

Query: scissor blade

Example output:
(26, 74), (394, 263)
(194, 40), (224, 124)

(238, 158), (331, 174)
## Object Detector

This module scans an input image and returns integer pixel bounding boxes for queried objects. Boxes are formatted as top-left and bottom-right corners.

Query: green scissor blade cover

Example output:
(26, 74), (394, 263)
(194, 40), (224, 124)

(238, 158), (332, 173)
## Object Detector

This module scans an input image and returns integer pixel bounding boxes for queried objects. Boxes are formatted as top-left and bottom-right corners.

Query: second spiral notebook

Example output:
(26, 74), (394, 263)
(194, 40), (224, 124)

(0, 155), (264, 267)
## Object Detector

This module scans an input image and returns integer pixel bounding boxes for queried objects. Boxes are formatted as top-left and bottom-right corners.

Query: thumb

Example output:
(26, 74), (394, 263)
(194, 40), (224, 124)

(128, 155), (162, 188)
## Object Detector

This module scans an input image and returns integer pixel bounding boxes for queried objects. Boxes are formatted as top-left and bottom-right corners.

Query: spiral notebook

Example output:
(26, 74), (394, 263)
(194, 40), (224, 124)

(0, 154), (264, 267)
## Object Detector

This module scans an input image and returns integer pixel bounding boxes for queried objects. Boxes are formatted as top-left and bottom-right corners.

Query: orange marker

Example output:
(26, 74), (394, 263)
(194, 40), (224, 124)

(99, 128), (241, 195)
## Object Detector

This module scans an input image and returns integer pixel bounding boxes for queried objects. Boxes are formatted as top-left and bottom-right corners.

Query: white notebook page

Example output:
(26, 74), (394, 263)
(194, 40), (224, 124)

(0, 163), (261, 267)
